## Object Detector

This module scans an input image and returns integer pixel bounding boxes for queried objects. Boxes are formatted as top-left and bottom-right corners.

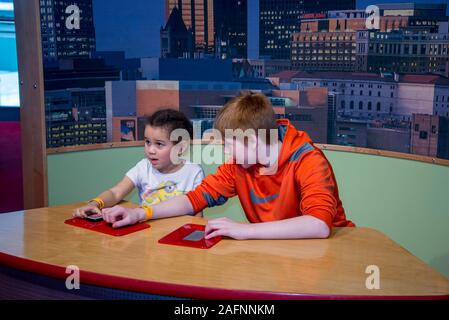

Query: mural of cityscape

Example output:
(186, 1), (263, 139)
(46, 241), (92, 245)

(36, 0), (449, 160)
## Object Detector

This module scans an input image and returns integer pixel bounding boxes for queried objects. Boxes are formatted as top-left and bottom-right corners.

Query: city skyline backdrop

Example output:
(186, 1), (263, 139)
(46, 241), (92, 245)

(92, 0), (449, 59)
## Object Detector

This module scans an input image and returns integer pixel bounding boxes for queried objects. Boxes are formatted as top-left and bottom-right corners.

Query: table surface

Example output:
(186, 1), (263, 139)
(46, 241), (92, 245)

(0, 202), (448, 299)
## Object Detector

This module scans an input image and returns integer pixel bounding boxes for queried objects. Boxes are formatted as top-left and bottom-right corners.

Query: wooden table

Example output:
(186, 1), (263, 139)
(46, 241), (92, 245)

(0, 202), (448, 299)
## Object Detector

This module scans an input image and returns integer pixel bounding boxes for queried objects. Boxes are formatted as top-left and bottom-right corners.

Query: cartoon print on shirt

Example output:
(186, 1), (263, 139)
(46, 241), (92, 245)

(142, 181), (184, 206)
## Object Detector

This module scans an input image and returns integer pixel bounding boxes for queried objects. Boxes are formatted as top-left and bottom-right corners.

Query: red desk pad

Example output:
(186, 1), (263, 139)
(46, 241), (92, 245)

(158, 224), (221, 249)
(64, 218), (150, 236)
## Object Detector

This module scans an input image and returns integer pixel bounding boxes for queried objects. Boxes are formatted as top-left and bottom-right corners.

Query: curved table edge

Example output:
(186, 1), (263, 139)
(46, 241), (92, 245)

(1, 252), (448, 300)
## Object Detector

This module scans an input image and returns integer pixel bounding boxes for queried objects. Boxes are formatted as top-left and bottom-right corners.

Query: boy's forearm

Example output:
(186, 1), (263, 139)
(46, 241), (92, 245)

(135, 195), (195, 221)
(246, 215), (331, 240)
(90, 190), (120, 208)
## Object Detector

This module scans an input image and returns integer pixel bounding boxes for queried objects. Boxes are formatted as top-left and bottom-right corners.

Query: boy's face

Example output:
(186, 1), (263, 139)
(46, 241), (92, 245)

(224, 134), (279, 172)
(224, 136), (258, 169)
(144, 125), (182, 173)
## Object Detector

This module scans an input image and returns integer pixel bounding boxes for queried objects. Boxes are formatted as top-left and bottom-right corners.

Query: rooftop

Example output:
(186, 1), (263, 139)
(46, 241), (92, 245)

(270, 71), (449, 86)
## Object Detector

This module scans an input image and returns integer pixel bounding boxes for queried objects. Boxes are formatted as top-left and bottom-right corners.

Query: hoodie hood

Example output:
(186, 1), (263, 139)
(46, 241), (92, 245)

(276, 119), (315, 169)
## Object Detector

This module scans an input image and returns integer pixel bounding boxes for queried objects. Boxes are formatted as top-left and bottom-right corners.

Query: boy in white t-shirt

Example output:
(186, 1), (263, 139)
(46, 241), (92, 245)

(73, 109), (204, 222)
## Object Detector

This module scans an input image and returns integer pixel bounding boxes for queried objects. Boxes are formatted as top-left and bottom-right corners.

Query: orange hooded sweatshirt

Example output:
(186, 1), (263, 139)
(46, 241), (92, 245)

(186, 119), (355, 230)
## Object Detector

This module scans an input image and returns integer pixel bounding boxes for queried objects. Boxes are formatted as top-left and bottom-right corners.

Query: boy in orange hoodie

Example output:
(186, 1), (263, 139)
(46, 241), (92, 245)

(102, 92), (355, 239)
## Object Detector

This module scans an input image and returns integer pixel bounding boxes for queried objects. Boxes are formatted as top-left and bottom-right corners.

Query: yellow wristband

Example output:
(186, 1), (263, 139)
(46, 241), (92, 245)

(142, 205), (153, 221)
(89, 198), (105, 210)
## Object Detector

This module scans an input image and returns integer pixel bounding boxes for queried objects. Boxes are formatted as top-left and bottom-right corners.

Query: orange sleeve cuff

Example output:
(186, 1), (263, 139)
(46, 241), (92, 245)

(186, 190), (205, 214)
(303, 209), (333, 232)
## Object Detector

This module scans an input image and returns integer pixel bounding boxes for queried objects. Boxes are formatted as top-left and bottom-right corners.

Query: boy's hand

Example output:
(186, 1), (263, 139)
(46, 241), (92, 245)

(102, 205), (145, 228)
(205, 217), (253, 240)
(73, 203), (102, 218)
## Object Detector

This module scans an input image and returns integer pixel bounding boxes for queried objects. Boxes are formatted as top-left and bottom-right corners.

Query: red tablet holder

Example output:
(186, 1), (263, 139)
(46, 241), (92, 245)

(64, 218), (150, 236)
(158, 224), (221, 249)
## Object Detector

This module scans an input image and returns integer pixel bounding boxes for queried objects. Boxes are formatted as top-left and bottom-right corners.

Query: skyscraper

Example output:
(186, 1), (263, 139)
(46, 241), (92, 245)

(165, 0), (248, 58)
(214, 0), (248, 59)
(259, 0), (355, 59)
(160, 6), (194, 58)
(40, 0), (96, 64)
(165, 0), (215, 54)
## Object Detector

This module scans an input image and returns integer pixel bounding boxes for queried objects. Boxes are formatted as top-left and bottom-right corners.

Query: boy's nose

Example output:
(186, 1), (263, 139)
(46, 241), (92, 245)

(147, 146), (157, 154)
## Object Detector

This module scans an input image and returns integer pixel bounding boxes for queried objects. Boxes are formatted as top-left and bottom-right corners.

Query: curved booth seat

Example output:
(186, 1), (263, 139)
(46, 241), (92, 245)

(0, 204), (448, 299)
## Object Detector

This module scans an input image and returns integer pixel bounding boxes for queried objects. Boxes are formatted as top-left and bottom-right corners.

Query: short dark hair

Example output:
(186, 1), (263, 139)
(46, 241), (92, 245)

(146, 109), (193, 143)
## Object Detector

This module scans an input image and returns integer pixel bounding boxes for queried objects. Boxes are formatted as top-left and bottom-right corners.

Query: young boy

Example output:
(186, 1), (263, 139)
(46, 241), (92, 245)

(73, 109), (204, 219)
(101, 92), (355, 239)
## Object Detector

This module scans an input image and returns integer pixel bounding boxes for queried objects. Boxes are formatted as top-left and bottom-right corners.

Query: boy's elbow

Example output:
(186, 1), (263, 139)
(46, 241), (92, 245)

(314, 218), (331, 239)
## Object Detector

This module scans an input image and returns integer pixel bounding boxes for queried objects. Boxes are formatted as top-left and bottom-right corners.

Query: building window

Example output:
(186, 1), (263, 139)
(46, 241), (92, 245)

(377, 92), (381, 97)
(359, 101), (363, 110)
(341, 100), (345, 109)
(431, 125), (437, 134)
(419, 131), (428, 139)
(368, 102), (372, 110)
(376, 102), (381, 111)
(350, 101), (354, 109)
(414, 124), (419, 132)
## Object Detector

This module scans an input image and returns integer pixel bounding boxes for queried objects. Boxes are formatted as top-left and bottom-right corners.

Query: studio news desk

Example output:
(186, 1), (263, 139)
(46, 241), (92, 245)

(0, 202), (448, 300)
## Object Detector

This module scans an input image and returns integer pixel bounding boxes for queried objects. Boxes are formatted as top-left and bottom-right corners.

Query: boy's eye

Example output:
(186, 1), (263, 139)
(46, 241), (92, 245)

(145, 140), (151, 145)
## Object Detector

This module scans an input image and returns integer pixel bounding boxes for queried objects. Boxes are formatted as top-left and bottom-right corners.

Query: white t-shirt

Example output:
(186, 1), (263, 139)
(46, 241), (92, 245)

(126, 159), (204, 206)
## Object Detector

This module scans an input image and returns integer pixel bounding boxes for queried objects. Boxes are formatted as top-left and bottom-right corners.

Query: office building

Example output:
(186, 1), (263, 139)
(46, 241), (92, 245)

(270, 70), (449, 121)
(411, 113), (449, 159)
(259, 0), (355, 59)
(160, 6), (194, 58)
(165, 0), (214, 54)
(40, 0), (96, 64)
(214, 0), (247, 58)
